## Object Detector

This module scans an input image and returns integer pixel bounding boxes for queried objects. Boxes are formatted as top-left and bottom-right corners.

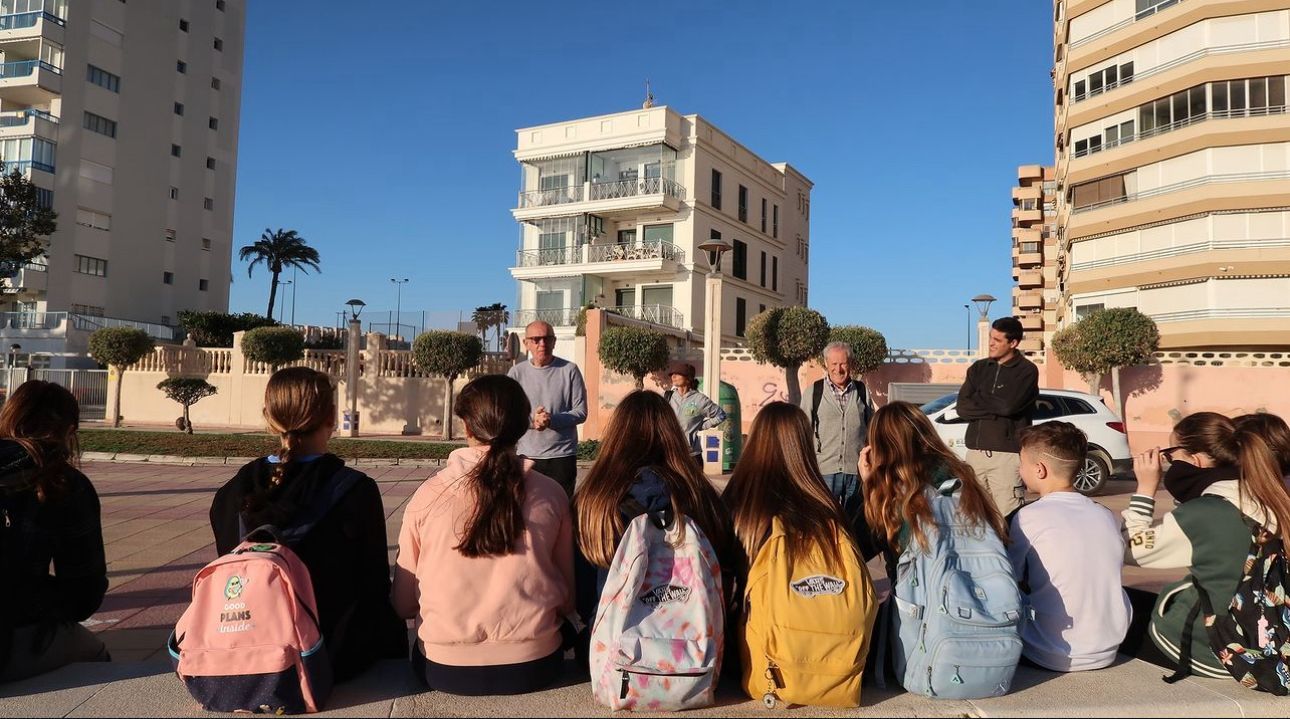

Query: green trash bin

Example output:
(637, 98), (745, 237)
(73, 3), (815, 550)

(698, 376), (742, 472)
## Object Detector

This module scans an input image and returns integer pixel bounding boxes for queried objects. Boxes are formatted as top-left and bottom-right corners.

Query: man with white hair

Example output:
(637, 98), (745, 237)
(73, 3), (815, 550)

(800, 341), (873, 508)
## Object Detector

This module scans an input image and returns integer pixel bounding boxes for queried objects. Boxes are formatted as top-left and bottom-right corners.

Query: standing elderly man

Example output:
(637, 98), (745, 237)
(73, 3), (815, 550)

(506, 320), (587, 498)
(664, 360), (726, 467)
(801, 341), (873, 509)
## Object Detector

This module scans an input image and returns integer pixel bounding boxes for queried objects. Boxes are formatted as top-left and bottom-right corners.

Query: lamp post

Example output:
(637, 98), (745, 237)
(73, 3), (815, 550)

(964, 304), (971, 352)
(971, 294), (997, 358)
(390, 278), (409, 343)
(290, 266), (298, 326)
(6, 343), (19, 397)
(344, 298), (365, 437)
(697, 237), (732, 398)
(278, 280), (293, 323)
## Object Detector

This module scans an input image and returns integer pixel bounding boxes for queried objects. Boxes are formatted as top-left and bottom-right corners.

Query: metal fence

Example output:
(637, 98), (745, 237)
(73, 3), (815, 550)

(0, 368), (109, 417)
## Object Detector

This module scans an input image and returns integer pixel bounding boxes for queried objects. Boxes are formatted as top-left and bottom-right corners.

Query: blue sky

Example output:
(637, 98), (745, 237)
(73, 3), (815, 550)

(230, 0), (1054, 349)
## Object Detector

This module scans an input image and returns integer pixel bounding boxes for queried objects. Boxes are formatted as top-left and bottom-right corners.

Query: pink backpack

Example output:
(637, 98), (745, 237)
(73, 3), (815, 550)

(169, 467), (362, 714)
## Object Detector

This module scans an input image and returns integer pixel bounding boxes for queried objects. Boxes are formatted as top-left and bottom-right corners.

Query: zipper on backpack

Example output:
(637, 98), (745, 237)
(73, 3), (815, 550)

(939, 587), (948, 615)
(927, 666), (936, 696)
(620, 669), (630, 699)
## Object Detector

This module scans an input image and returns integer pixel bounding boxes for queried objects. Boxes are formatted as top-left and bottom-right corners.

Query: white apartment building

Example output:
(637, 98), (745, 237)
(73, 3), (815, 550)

(0, 0), (244, 367)
(508, 105), (812, 345)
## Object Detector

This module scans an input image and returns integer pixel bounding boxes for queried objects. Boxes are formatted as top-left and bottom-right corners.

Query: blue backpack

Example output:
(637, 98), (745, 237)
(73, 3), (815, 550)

(886, 479), (1022, 699)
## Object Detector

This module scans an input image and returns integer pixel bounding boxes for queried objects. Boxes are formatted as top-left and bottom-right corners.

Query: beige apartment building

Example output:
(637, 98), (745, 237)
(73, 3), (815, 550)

(0, 0), (244, 367)
(1053, 0), (1290, 349)
(508, 105), (812, 345)
(1011, 165), (1060, 352)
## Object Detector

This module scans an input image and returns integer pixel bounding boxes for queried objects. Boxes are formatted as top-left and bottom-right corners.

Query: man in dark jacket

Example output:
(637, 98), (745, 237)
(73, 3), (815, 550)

(956, 316), (1039, 517)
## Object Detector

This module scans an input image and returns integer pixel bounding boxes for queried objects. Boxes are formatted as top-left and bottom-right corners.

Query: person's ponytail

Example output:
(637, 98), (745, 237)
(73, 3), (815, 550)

(1235, 429), (1290, 549)
(455, 441), (526, 557)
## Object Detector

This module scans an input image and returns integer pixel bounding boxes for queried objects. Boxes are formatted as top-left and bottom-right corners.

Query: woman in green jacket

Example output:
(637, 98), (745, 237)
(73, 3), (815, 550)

(1119, 412), (1290, 678)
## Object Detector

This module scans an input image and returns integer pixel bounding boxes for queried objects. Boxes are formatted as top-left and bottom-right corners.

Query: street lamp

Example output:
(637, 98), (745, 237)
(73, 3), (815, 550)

(278, 280), (293, 323)
(344, 299), (365, 437)
(964, 304), (971, 352)
(971, 294), (997, 358)
(696, 235), (732, 395)
(390, 278), (409, 342)
(6, 343), (19, 396)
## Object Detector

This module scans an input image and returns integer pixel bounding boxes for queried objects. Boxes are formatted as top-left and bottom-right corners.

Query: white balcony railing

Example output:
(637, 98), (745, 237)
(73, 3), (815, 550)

(606, 304), (684, 329)
(1152, 308), (1290, 323)
(513, 307), (579, 327)
(517, 185), (583, 209)
(1073, 169), (1290, 214)
(517, 178), (686, 209)
(1072, 39), (1290, 104)
(515, 241), (686, 268)
(1071, 238), (1290, 272)
(1072, 105), (1288, 159)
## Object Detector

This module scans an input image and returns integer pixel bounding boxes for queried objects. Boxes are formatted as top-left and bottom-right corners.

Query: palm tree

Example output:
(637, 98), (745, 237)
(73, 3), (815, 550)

(470, 306), (492, 347)
(238, 228), (321, 319)
(486, 302), (509, 350)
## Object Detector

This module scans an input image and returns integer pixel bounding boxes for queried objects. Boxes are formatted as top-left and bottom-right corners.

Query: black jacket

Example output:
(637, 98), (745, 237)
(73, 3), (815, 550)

(956, 354), (1039, 453)
(210, 455), (407, 681)
(0, 440), (108, 663)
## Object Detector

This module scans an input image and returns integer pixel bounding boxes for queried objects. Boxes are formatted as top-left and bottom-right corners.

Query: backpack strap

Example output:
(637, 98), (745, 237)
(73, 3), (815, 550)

(620, 496), (673, 530)
(237, 466), (365, 546)
(663, 389), (674, 403)
(1162, 575), (1207, 684)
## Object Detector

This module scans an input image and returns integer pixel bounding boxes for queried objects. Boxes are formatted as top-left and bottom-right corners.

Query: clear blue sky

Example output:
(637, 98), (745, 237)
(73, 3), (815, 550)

(230, 0), (1054, 349)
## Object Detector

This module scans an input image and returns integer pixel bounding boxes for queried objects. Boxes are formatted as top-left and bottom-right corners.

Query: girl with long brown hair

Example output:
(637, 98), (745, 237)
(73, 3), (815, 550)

(1120, 411), (1290, 678)
(209, 367), (405, 682)
(0, 381), (109, 681)
(573, 390), (733, 638)
(393, 374), (573, 695)
(859, 401), (1007, 572)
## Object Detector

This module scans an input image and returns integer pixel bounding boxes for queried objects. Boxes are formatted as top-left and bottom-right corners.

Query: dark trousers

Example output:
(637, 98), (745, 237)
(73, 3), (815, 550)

(1119, 587), (1178, 670)
(530, 456), (577, 498)
(412, 648), (562, 696)
(0, 621), (110, 683)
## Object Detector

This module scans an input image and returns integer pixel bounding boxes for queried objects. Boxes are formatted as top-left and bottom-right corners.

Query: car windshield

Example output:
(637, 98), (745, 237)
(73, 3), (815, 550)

(919, 393), (958, 415)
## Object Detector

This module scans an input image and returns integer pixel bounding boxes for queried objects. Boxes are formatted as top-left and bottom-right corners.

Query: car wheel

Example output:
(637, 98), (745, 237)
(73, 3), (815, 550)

(1075, 452), (1110, 496)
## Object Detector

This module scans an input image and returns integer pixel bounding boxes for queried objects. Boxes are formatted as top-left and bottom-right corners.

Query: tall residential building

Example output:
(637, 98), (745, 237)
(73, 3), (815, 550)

(1011, 165), (1059, 352)
(0, 0), (244, 366)
(1053, 0), (1290, 349)
(508, 105), (812, 345)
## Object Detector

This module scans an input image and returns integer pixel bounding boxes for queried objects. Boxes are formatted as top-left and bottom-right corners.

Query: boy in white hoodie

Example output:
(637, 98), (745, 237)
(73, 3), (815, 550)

(1007, 422), (1131, 671)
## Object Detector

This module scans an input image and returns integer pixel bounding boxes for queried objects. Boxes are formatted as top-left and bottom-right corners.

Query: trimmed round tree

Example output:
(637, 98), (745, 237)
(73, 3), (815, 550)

(827, 325), (890, 376)
(1053, 307), (1160, 418)
(157, 377), (217, 434)
(598, 325), (670, 390)
(412, 330), (484, 440)
(747, 306), (830, 404)
(241, 326), (305, 371)
(88, 327), (156, 428)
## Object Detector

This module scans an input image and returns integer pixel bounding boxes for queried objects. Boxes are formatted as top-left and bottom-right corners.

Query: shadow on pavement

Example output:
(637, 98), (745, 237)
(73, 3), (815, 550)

(0, 659), (169, 699)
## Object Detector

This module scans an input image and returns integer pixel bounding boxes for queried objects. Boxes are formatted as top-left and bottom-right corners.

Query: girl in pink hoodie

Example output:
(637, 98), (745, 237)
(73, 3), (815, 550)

(392, 374), (574, 695)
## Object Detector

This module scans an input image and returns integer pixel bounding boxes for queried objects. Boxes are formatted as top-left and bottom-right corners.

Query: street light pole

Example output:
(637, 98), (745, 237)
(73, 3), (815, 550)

(344, 299), (366, 437)
(390, 278), (409, 342)
(278, 281), (293, 323)
(964, 304), (971, 352)
(697, 236), (731, 476)
(971, 294), (997, 359)
(291, 266), (298, 326)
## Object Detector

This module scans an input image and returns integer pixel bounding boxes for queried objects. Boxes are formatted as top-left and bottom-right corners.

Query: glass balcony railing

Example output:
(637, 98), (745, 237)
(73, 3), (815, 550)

(514, 241), (686, 268)
(0, 108), (58, 128)
(0, 158), (54, 173)
(606, 304), (684, 329)
(513, 307), (579, 327)
(517, 177), (686, 209)
(0, 58), (61, 79)
(0, 10), (66, 31)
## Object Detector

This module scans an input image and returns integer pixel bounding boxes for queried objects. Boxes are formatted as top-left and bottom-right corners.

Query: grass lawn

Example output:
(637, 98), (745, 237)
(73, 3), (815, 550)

(79, 429), (462, 459)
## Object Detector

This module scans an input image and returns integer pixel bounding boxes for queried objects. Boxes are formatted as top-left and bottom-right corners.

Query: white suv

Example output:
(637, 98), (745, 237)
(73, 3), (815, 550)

(919, 388), (1133, 495)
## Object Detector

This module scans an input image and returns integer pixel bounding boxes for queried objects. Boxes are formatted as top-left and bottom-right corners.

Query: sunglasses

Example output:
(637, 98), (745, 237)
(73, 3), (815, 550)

(525, 335), (554, 344)
(1160, 446), (1183, 462)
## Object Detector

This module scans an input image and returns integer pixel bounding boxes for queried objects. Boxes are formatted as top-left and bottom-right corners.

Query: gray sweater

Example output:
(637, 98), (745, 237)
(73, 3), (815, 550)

(799, 378), (871, 475)
(507, 357), (588, 459)
(666, 388), (727, 455)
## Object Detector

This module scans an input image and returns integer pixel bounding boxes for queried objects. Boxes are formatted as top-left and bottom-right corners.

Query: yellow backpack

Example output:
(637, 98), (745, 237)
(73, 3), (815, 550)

(741, 518), (877, 708)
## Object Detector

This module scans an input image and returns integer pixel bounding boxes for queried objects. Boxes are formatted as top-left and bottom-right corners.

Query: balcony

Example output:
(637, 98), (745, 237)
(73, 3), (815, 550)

(0, 58), (62, 104)
(1019, 314), (1043, 331)
(0, 9), (65, 44)
(604, 304), (684, 330)
(0, 312), (180, 342)
(1017, 252), (1043, 267)
(0, 107), (56, 140)
(510, 241), (685, 281)
(1012, 208), (1042, 223)
(1017, 270), (1043, 289)
(0, 257), (47, 295)
(513, 307), (580, 328)
(514, 177), (685, 222)
(1017, 293), (1043, 310)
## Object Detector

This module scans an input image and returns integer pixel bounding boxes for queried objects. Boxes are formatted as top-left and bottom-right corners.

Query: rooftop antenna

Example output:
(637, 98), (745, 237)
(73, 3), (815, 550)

(642, 79), (655, 109)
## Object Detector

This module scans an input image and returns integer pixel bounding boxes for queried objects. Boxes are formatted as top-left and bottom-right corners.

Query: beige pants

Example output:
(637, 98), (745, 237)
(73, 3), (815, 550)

(966, 449), (1023, 517)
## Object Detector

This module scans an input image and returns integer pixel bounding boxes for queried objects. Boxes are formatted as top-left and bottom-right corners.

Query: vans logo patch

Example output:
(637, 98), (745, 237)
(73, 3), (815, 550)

(639, 584), (691, 607)
(791, 575), (846, 597)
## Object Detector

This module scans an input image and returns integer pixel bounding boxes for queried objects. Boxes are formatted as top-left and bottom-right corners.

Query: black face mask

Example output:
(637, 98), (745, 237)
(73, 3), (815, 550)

(1163, 461), (1239, 504)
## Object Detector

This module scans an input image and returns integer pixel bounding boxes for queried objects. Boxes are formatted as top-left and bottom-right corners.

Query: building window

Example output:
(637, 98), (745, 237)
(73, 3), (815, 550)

(1072, 173), (1129, 210)
(1075, 303), (1105, 320)
(761, 198), (767, 233)
(164, 228), (176, 241)
(759, 304), (766, 315)
(206, 156), (216, 170)
(178, 18), (189, 32)
(211, 77), (221, 90)
(208, 117), (219, 130)
(34, 188), (53, 209)
(214, 37), (223, 51)
(1020, 241), (1040, 253)
(772, 256), (778, 291)
(203, 197), (214, 210)
(199, 279), (209, 291)
(177, 60), (187, 73)
(174, 102), (184, 115)
(163, 271), (174, 285)
(86, 64), (120, 93)
(75, 255), (108, 277)
(738, 185), (748, 223)
(75, 208), (111, 231)
(710, 169), (722, 209)
(83, 112), (117, 138)
(760, 251), (767, 287)
(772, 204), (779, 238)
(169, 186), (179, 200)
(71, 304), (105, 317)
(735, 297), (747, 337)
(732, 239), (748, 280)
(201, 238), (212, 251)
(171, 144), (182, 157)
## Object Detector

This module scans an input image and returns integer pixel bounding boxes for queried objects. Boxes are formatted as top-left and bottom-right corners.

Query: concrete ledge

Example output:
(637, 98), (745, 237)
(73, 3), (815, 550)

(0, 656), (1280, 718)
(82, 455), (449, 468)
